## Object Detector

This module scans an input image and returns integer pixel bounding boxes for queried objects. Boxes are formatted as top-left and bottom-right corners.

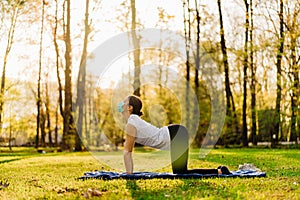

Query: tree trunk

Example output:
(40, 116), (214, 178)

(36, 0), (45, 148)
(289, 35), (298, 143)
(217, 0), (230, 116)
(284, 1), (300, 144)
(62, 0), (76, 150)
(250, 0), (257, 145)
(54, 0), (63, 148)
(193, 0), (202, 145)
(242, 0), (249, 147)
(54, 0), (64, 117)
(274, 0), (284, 147)
(194, 0), (200, 91)
(40, 108), (46, 147)
(55, 102), (59, 147)
(130, 0), (141, 96)
(75, 0), (90, 151)
(9, 106), (12, 151)
(217, 0), (240, 145)
(183, 0), (191, 131)
(45, 77), (52, 147)
(84, 92), (89, 146)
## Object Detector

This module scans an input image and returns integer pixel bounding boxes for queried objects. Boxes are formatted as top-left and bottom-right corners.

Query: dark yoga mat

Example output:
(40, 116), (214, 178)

(78, 170), (266, 180)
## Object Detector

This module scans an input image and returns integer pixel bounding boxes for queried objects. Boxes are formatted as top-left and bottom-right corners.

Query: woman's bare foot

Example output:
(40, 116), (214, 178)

(217, 166), (232, 175)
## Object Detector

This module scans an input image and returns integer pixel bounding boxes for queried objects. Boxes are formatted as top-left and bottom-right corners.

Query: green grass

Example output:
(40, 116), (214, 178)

(0, 147), (299, 199)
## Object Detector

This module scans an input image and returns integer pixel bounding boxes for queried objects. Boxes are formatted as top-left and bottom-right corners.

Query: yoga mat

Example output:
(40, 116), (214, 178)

(78, 170), (266, 180)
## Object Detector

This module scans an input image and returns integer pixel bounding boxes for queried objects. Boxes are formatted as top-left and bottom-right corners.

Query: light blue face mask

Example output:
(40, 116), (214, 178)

(118, 102), (125, 113)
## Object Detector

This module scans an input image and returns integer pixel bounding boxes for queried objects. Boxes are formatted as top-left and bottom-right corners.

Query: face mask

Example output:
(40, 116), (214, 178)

(118, 102), (125, 113)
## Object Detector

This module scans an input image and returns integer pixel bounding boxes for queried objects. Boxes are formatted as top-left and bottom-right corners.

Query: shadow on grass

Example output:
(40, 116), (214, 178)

(125, 179), (188, 199)
(125, 179), (235, 199)
(0, 148), (74, 167)
(0, 158), (22, 164)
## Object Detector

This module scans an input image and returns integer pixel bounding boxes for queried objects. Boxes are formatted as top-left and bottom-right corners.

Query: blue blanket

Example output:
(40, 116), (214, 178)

(78, 170), (266, 180)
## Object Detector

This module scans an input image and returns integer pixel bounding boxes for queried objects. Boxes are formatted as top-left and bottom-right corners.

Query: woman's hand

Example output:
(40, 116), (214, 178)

(123, 150), (133, 174)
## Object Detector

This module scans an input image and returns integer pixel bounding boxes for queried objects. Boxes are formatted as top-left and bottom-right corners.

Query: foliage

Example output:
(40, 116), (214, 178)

(0, 0), (300, 149)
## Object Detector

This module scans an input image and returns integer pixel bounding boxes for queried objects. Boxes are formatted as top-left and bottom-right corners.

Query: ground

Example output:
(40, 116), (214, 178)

(0, 147), (299, 199)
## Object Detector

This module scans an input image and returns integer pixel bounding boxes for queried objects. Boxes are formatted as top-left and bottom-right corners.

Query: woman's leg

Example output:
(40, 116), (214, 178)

(168, 124), (189, 174)
(168, 124), (218, 174)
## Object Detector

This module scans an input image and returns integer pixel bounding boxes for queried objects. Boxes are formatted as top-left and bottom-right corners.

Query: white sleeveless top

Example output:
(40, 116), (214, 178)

(127, 114), (170, 150)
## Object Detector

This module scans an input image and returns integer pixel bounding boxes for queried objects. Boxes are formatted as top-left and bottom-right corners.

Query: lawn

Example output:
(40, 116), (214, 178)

(0, 147), (299, 199)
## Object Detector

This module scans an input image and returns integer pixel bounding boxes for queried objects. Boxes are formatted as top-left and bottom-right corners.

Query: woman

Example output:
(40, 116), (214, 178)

(118, 95), (231, 175)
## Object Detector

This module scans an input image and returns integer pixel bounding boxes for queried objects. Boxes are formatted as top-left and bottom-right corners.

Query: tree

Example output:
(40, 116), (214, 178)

(182, 0), (192, 131)
(0, 0), (24, 134)
(273, 0), (284, 147)
(193, 0), (202, 140)
(217, 0), (240, 145)
(283, 0), (300, 143)
(74, 0), (90, 151)
(36, 0), (45, 148)
(61, 0), (76, 150)
(74, 0), (102, 151)
(52, 0), (64, 148)
(242, 0), (250, 147)
(194, 0), (200, 93)
(249, 0), (257, 145)
(130, 0), (141, 96)
(45, 73), (53, 147)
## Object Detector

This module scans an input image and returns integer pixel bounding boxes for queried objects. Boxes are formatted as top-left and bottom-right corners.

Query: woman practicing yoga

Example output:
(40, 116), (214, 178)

(118, 95), (231, 175)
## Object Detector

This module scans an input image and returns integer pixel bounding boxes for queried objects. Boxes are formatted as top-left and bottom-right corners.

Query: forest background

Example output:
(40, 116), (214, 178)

(0, 0), (299, 151)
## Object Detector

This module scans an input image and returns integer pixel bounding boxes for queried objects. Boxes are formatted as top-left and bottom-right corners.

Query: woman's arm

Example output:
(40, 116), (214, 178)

(123, 124), (136, 174)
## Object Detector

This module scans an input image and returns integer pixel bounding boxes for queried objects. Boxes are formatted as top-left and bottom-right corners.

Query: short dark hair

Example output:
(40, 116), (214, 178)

(128, 95), (143, 116)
